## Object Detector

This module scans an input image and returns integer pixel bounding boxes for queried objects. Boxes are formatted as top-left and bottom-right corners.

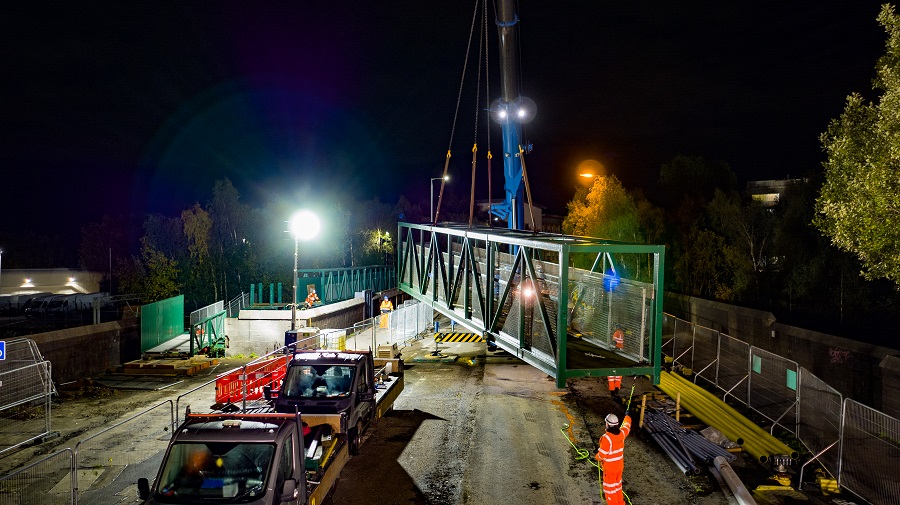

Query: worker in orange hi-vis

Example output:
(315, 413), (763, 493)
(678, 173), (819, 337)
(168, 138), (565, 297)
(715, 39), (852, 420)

(305, 289), (320, 309)
(607, 375), (622, 397)
(379, 296), (393, 329)
(612, 325), (625, 350)
(596, 413), (633, 505)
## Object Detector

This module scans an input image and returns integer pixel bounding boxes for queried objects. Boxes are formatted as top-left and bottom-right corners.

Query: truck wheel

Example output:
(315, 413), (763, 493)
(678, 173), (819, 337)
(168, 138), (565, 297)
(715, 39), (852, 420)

(349, 420), (362, 455)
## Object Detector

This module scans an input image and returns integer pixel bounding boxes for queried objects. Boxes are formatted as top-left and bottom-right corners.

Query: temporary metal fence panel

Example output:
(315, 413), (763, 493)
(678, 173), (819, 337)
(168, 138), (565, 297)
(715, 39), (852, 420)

(0, 448), (74, 505)
(662, 313), (676, 359)
(0, 339), (55, 457)
(387, 301), (432, 345)
(658, 314), (898, 505)
(797, 368), (842, 480)
(839, 400), (900, 505)
(140, 295), (184, 353)
(690, 324), (719, 383)
(72, 400), (175, 504)
(666, 315), (696, 368)
(716, 333), (750, 405)
(749, 347), (799, 434)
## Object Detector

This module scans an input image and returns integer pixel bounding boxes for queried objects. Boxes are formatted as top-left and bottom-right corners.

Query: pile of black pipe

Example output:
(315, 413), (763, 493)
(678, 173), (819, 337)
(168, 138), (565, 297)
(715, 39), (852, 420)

(643, 409), (736, 475)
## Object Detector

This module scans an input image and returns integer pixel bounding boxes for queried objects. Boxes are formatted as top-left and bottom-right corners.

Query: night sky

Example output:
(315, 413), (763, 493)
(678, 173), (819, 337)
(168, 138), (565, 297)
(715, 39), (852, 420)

(1, 1), (889, 249)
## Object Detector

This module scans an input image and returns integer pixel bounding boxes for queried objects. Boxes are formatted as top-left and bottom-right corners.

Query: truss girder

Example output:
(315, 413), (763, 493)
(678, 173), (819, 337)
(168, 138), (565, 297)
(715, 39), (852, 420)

(397, 223), (665, 386)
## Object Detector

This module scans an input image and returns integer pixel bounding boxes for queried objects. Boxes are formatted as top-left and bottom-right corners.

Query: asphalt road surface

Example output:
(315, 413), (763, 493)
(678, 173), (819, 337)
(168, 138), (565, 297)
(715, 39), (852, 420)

(329, 354), (602, 505)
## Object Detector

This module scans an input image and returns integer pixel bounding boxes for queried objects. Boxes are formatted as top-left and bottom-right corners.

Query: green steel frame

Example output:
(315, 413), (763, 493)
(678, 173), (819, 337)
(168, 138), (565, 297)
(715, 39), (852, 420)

(397, 223), (665, 387)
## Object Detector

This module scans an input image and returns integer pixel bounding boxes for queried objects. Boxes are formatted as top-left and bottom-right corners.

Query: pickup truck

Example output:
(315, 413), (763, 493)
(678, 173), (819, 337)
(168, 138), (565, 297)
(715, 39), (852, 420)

(139, 349), (403, 504)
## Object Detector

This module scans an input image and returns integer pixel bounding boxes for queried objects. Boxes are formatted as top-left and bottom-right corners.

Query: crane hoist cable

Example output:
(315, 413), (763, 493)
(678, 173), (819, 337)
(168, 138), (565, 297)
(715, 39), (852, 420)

(484, 0), (493, 228)
(468, 0), (487, 228)
(518, 144), (536, 231)
(435, 0), (481, 226)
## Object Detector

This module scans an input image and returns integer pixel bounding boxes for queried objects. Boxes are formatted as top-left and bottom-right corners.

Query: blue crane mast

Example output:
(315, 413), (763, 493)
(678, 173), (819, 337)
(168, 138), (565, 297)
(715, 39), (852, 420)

(490, 0), (534, 231)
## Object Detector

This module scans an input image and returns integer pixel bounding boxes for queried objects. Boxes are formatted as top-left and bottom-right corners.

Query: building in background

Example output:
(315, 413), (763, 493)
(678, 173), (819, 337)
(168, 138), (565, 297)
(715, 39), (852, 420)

(746, 178), (805, 208)
(0, 269), (102, 296)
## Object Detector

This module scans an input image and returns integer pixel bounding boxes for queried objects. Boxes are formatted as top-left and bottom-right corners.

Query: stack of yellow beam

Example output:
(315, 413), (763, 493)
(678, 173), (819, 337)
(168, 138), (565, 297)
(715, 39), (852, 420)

(658, 371), (797, 463)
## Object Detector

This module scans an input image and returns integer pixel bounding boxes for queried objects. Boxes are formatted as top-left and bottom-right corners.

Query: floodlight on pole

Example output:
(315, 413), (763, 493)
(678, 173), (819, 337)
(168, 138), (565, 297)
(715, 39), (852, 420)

(430, 175), (450, 224)
(288, 210), (321, 331)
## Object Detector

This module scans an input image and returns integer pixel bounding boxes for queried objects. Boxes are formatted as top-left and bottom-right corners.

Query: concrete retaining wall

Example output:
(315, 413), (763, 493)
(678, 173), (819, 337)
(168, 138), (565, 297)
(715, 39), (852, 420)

(665, 293), (899, 413)
(225, 298), (366, 356)
(28, 319), (141, 384)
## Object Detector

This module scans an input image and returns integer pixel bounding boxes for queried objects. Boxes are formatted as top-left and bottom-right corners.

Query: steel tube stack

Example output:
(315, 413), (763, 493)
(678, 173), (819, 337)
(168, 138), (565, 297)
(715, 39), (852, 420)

(643, 410), (698, 474)
(658, 371), (797, 463)
(644, 409), (737, 465)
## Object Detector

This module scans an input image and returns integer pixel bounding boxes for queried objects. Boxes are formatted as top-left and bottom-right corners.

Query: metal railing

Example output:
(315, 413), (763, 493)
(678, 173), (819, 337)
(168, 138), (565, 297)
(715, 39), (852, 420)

(190, 300), (224, 326)
(72, 400), (174, 504)
(664, 313), (900, 505)
(0, 339), (55, 458)
(0, 448), (74, 505)
(226, 292), (250, 318)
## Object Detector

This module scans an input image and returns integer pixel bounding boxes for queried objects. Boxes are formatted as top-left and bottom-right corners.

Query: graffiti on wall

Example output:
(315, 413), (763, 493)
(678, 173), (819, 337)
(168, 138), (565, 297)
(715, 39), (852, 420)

(829, 347), (853, 364)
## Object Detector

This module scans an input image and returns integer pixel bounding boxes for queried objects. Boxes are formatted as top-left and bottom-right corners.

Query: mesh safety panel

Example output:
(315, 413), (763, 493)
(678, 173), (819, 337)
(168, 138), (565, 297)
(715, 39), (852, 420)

(0, 448), (74, 504)
(840, 400), (900, 505)
(749, 347), (799, 433)
(798, 368), (842, 479)
(669, 316), (696, 367)
(691, 325), (718, 380)
(717, 333), (750, 405)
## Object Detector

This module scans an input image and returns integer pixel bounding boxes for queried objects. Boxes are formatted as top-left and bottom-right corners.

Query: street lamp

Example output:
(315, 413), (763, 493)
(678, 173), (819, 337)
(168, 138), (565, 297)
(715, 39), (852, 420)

(430, 175), (449, 224)
(288, 210), (321, 330)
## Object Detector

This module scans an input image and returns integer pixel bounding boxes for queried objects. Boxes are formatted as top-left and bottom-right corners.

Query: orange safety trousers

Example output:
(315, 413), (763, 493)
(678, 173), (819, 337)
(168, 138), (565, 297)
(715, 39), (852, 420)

(596, 415), (631, 505)
(607, 376), (622, 391)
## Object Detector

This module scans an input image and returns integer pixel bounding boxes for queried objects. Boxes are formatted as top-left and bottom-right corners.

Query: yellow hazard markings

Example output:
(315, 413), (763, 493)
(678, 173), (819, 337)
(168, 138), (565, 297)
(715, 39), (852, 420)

(433, 332), (484, 343)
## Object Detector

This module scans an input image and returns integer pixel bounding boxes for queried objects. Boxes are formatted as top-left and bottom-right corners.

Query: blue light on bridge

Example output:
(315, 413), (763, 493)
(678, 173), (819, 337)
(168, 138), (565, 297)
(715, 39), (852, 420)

(604, 271), (620, 292)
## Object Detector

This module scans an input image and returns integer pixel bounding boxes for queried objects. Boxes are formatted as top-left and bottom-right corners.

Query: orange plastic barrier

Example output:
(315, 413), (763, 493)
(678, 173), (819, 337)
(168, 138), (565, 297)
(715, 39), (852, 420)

(215, 358), (287, 404)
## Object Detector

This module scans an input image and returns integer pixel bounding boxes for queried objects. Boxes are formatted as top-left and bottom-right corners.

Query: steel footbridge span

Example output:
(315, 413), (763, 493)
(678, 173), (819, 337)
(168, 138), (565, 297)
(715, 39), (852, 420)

(397, 223), (665, 387)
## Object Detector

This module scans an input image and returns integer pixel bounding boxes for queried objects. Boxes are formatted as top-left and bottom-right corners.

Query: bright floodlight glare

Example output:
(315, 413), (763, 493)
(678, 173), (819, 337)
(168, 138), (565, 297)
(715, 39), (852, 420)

(289, 210), (321, 241)
(443, 175), (450, 181)
(523, 285), (535, 297)
(498, 109), (507, 119)
(511, 96), (537, 124)
(579, 173), (596, 178)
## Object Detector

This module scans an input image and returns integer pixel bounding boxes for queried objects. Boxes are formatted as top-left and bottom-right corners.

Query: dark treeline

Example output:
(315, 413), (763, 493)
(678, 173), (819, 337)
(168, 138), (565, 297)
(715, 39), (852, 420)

(72, 179), (434, 312)
(565, 154), (900, 345)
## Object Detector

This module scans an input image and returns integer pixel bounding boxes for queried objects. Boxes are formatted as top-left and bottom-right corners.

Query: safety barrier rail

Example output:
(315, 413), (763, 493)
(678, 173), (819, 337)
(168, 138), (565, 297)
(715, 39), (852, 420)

(72, 400), (174, 504)
(0, 339), (55, 458)
(0, 448), (74, 504)
(214, 358), (286, 405)
(226, 292), (250, 318)
(664, 313), (899, 505)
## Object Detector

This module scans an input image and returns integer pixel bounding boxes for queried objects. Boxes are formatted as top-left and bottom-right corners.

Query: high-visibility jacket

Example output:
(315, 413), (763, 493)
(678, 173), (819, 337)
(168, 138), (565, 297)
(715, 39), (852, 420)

(596, 414), (632, 471)
(380, 299), (394, 313)
(612, 328), (625, 349)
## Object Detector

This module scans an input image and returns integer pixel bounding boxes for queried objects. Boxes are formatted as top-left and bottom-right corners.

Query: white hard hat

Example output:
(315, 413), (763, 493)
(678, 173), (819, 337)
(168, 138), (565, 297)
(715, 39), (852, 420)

(605, 413), (620, 427)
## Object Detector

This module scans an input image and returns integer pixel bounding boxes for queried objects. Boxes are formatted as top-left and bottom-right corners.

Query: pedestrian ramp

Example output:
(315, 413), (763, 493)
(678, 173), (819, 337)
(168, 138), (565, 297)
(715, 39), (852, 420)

(434, 332), (484, 343)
